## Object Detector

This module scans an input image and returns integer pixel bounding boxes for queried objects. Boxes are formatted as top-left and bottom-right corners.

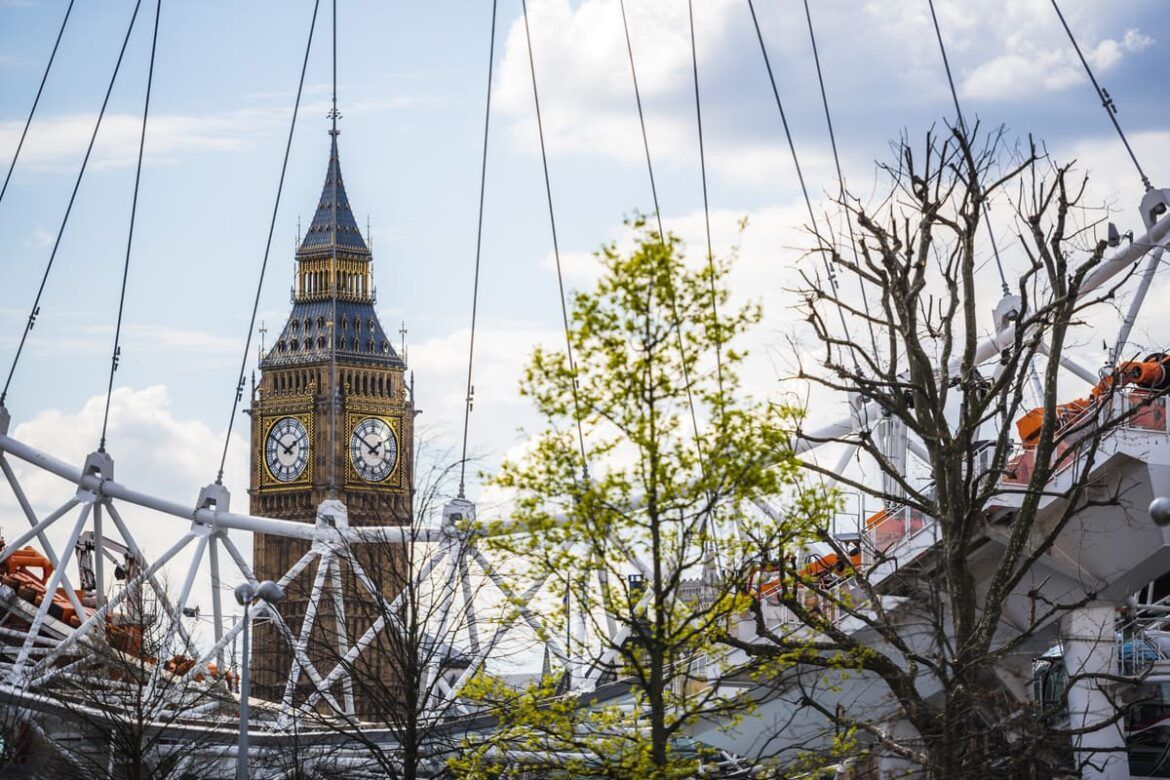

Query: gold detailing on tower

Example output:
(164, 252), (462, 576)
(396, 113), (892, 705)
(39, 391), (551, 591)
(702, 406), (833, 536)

(295, 255), (373, 302)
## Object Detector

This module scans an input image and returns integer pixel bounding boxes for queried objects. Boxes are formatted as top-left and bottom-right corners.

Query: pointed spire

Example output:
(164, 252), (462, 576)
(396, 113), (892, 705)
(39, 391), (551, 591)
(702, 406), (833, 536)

(297, 135), (369, 255)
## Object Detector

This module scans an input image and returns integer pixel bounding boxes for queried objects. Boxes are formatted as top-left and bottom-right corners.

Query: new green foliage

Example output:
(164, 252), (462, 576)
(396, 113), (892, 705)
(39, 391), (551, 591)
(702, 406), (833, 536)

(458, 218), (831, 778)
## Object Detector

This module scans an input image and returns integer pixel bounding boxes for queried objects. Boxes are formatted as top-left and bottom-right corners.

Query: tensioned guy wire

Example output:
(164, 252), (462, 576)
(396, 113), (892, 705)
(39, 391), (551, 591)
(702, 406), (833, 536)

(684, 0), (730, 572)
(1, 0), (145, 408)
(99, 0), (163, 453)
(745, 0), (853, 349)
(1049, 0), (1151, 192)
(925, 0), (1010, 297)
(520, 0), (589, 480)
(216, 0), (322, 484)
(0, 0), (74, 213)
(747, 0), (874, 440)
(686, 0), (725, 403)
(799, 0), (880, 361)
(617, 0), (667, 250)
(457, 0), (499, 499)
(617, 0), (709, 480)
(328, 0), (340, 498)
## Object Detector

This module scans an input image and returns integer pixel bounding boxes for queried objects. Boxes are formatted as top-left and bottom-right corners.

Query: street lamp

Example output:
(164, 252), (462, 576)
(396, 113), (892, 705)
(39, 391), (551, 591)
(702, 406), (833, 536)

(234, 579), (283, 780)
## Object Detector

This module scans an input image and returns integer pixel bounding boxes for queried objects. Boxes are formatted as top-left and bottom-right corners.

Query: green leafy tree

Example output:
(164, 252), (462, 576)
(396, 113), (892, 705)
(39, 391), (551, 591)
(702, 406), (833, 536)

(457, 219), (830, 778)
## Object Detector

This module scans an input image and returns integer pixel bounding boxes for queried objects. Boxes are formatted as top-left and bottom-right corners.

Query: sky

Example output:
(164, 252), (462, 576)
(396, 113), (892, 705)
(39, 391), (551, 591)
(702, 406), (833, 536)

(0, 0), (1168, 637)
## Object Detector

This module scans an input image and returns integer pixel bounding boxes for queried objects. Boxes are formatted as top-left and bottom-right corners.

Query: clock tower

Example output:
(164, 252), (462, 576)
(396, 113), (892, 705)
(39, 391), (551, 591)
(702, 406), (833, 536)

(248, 130), (413, 715)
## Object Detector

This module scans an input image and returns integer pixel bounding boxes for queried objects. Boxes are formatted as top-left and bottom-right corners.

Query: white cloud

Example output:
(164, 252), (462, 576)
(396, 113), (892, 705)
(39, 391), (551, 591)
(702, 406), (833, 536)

(962, 26), (1155, 101)
(409, 323), (564, 477)
(848, 1), (1159, 105)
(123, 323), (240, 355)
(1045, 129), (1170, 364)
(1090, 28), (1154, 70)
(1120, 29), (1155, 54)
(491, 0), (1157, 185)
(538, 248), (603, 286)
(850, 0), (1158, 103)
(526, 199), (822, 421)
(0, 321), (241, 368)
(493, 0), (794, 184)
(1040, 129), (1170, 225)
(0, 82), (447, 173)
(0, 108), (285, 170)
(23, 226), (52, 248)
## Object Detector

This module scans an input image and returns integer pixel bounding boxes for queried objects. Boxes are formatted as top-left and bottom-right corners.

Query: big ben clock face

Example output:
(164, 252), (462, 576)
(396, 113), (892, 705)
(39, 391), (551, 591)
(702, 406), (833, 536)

(265, 417), (309, 482)
(350, 417), (398, 482)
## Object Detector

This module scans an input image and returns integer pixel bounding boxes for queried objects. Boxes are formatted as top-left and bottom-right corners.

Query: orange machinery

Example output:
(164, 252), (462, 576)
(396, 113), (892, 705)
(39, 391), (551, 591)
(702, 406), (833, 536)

(0, 543), (86, 628)
(749, 548), (863, 602)
(164, 654), (235, 689)
(1016, 353), (1170, 446)
(801, 551), (861, 579)
(0, 538), (234, 688)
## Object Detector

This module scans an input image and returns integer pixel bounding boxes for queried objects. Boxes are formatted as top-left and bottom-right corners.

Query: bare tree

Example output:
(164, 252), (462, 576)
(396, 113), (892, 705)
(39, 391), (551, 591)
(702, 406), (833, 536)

(0, 690), (52, 777)
(726, 125), (1170, 777)
(261, 441), (510, 779)
(32, 578), (236, 779)
(247, 715), (355, 780)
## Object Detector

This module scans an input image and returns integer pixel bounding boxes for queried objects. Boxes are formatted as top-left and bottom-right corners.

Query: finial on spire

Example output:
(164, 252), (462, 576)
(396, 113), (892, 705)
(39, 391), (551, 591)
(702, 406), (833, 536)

(327, 106), (342, 138)
(328, 0), (340, 138)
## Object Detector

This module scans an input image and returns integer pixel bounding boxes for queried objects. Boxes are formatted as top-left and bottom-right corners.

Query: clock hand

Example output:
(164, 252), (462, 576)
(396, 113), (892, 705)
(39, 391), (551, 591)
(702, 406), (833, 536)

(279, 436), (295, 456)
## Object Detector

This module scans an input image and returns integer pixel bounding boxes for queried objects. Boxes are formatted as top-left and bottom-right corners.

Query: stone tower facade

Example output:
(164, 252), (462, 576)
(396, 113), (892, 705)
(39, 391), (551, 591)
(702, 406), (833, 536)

(248, 132), (412, 717)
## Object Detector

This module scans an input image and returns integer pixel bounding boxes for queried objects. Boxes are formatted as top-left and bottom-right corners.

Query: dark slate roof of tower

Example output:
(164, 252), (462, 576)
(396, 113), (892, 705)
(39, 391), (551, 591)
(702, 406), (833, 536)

(262, 299), (403, 369)
(298, 134), (370, 255)
(262, 133), (402, 371)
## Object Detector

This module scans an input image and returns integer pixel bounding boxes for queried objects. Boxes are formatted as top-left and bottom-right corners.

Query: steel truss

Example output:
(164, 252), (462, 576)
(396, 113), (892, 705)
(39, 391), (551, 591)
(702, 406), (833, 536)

(0, 412), (588, 743)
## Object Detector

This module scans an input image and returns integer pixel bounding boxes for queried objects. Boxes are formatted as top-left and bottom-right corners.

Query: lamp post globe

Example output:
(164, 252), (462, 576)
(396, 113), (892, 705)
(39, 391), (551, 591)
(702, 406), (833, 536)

(255, 580), (284, 604)
(233, 582), (256, 607)
(1152, 497), (1170, 526)
(235, 579), (283, 779)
